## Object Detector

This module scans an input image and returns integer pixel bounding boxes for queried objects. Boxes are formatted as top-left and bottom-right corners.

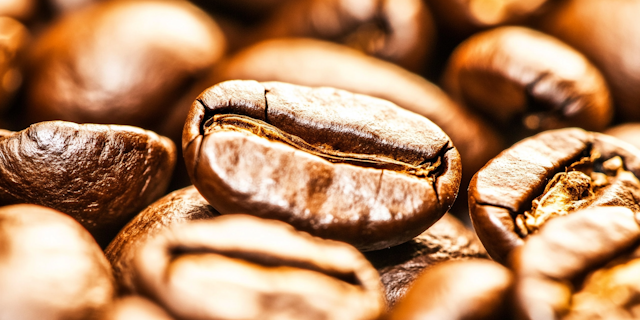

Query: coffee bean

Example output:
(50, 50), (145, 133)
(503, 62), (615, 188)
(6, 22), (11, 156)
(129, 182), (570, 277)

(512, 206), (640, 319)
(132, 214), (385, 320)
(0, 204), (114, 320)
(24, 0), (226, 130)
(249, 0), (435, 72)
(183, 80), (461, 251)
(0, 121), (176, 246)
(106, 186), (220, 295)
(426, 0), (550, 38)
(387, 259), (513, 320)
(443, 26), (612, 141)
(469, 128), (640, 263)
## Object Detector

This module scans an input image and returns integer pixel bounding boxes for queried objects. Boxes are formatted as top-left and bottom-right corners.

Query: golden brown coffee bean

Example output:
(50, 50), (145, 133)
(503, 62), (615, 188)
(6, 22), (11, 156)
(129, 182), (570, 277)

(184, 80), (462, 251)
(250, 0), (435, 72)
(0, 204), (114, 320)
(132, 215), (385, 320)
(469, 128), (640, 263)
(512, 206), (640, 320)
(24, 0), (226, 131)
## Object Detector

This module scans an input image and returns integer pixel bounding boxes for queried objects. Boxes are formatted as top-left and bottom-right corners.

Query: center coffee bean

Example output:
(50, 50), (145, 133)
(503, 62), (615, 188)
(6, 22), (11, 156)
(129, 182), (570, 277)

(469, 128), (640, 263)
(183, 80), (462, 251)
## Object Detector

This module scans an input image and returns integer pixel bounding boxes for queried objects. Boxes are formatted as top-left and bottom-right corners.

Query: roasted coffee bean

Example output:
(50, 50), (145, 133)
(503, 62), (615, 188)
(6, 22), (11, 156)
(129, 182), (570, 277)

(469, 128), (640, 263)
(426, 0), (550, 37)
(364, 213), (488, 308)
(198, 38), (503, 185)
(24, 0), (226, 130)
(0, 204), (114, 320)
(386, 259), (513, 320)
(512, 206), (640, 320)
(0, 17), (28, 115)
(540, 0), (640, 121)
(183, 80), (462, 251)
(250, 0), (435, 72)
(106, 186), (220, 294)
(605, 123), (640, 152)
(443, 26), (612, 141)
(132, 215), (385, 320)
(102, 296), (174, 320)
(0, 121), (176, 246)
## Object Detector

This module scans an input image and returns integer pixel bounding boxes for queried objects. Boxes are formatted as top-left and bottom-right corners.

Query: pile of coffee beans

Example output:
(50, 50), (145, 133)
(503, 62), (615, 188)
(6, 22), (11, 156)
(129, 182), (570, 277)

(2, 1), (640, 319)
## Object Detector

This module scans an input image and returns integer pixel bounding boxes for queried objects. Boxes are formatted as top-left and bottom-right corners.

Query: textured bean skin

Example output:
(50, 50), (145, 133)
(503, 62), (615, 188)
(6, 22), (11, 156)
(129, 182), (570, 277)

(0, 121), (176, 246)
(469, 128), (640, 263)
(183, 80), (461, 251)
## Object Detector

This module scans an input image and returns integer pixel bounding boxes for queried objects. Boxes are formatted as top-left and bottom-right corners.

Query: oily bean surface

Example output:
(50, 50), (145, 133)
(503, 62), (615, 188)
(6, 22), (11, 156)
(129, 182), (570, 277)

(183, 80), (461, 251)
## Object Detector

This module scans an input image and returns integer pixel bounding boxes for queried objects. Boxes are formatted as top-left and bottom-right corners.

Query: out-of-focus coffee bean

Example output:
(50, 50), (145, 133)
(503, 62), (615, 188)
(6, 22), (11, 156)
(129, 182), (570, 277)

(469, 128), (640, 263)
(0, 121), (176, 246)
(183, 80), (461, 251)
(512, 206), (640, 320)
(426, 0), (550, 38)
(443, 26), (612, 142)
(106, 186), (220, 295)
(197, 38), (503, 186)
(0, 17), (28, 115)
(132, 215), (385, 320)
(24, 0), (226, 131)
(364, 213), (488, 307)
(250, 0), (435, 72)
(0, 204), (114, 320)
(102, 296), (174, 320)
(386, 259), (513, 320)
(540, 0), (640, 122)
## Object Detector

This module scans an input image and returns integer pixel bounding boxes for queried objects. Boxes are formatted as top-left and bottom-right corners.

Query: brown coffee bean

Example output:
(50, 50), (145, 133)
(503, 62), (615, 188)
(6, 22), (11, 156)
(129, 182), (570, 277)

(469, 128), (640, 263)
(198, 38), (503, 186)
(106, 186), (220, 294)
(386, 259), (513, 320)
(250, 0), (435, 72)
(0, 204), (114, 320)
(540, 0), (640, 121)
(0, 121), (176, 246)
(443, 26), (612, 140)
(426, 0), (550, 37)
(102, 296), (174, 320)
(24, 0), (226, 130)
(183, 80), (462, 251)
(132, 215), (385, 320)
(512, 206), (640, 320)
(364, 213), (488, 308)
